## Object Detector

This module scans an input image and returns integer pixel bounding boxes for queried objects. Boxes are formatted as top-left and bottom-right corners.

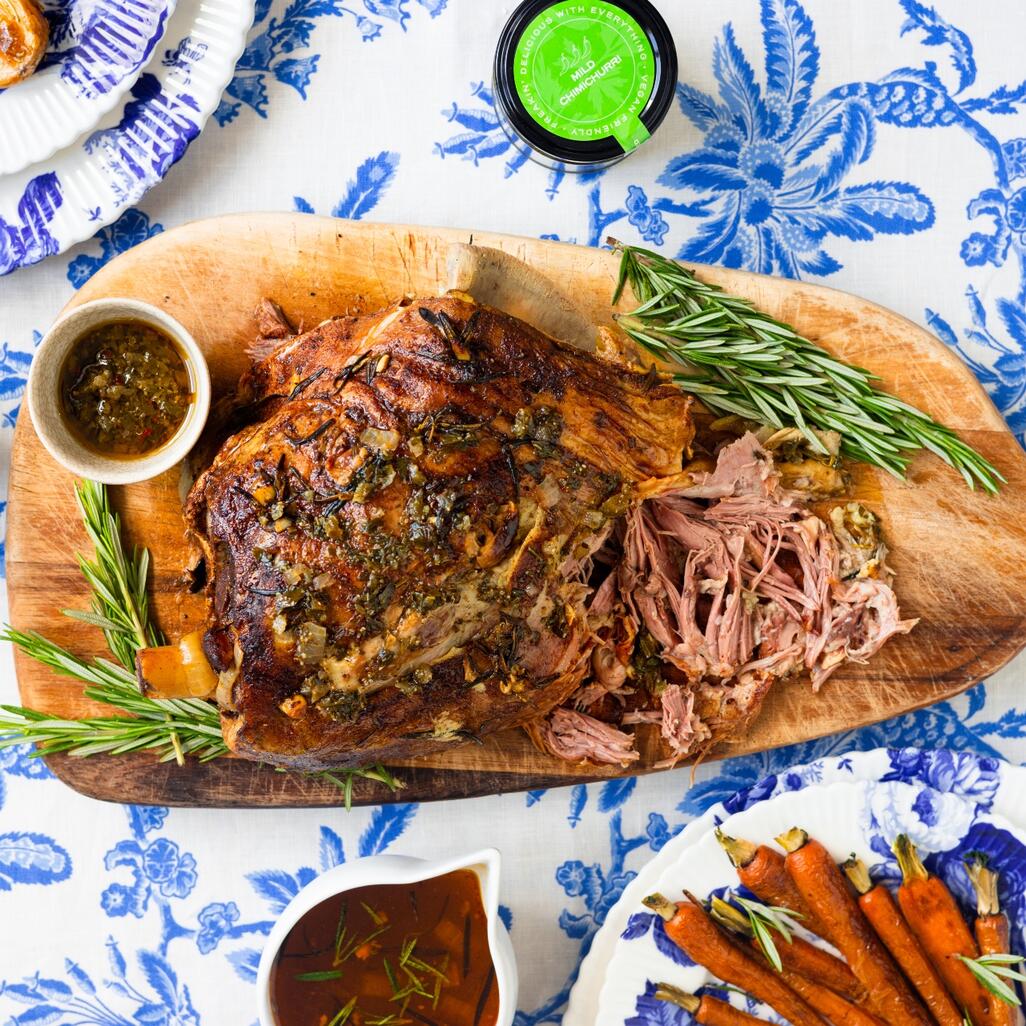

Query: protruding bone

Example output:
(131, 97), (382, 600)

(446, 243), (597, 351)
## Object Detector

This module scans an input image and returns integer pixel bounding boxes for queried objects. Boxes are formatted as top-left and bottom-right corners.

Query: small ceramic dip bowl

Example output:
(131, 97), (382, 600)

(256, 848), (518, 1026)
(27, 298), (211, 485)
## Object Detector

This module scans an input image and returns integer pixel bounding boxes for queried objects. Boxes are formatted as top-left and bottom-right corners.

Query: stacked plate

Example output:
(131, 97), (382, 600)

(0, 0), (254, 275)
(564, 748), (1026, 1026)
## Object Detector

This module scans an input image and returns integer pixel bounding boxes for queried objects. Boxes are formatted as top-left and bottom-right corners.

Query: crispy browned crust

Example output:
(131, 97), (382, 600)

(186, 295), (693, 769)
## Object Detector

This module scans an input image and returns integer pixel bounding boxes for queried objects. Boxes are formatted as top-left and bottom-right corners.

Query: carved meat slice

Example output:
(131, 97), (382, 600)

(182, 295), (693, 769)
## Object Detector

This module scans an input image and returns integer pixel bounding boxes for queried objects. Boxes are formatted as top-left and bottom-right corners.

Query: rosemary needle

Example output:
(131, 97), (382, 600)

(611, 241), (1004, 494)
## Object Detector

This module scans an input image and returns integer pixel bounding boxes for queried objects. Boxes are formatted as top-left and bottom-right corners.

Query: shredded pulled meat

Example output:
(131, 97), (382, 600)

(572, 571), (636, 710)
(535, 708), (640, 766)
(529, 433), (916, 768)
(657, 684), (710, 766)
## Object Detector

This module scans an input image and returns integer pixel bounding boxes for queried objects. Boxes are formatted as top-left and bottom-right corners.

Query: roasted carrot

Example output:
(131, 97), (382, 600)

(717, 829), (833, 940)
(842, 856), (964, 1026)
(781, 968), (888, 1026)
(709, 895), (867, 1003)
(777, 829), (932, 1026)
(966, 856), (1017, 1026)
(644, 893), (829, 1026)
(967, 857), (1010, 958)
(975, 912), (1012, 960)
(894, 835), (995, 1026)
(654, 982), (774, 1025)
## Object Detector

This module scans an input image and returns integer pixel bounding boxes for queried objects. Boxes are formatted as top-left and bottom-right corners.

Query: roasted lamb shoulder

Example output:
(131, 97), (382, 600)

(170, 294), (694, 769)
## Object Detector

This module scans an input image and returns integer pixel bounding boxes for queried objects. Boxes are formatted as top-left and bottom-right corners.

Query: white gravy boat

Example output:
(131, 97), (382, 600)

(256, 847), (518, 1026)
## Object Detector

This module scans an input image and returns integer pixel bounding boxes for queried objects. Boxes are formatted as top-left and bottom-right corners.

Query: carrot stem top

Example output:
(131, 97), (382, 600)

(710, 896), (753, 937)
(643, 893), (676, 921)
(842, 856), (873, 896)
(654, 983), (701, 1013)
(893, 834), (929, 883)
(965, 855), (1001, 917)
(716, 828), (759, 869)
(776, 827), (808, 854)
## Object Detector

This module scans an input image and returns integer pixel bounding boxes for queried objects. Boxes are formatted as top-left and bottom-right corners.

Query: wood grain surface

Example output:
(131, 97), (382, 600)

(8, 214), (1026, 807)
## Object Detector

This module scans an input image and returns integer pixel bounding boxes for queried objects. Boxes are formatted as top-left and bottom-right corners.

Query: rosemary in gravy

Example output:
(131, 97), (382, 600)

(270, 869), (498, 1026)
(60, 320), (193, 456)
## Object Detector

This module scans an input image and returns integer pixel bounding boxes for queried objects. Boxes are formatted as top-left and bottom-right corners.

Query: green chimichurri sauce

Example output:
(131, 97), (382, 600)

(60, 320), (193, 457)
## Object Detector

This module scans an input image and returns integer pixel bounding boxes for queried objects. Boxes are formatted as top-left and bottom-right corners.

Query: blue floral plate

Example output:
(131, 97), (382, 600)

(0, 0), (179, 175)
(600, 777), (1026, 1025)
(0, 0), (253, 272)
(564, 748), (1026, 1026)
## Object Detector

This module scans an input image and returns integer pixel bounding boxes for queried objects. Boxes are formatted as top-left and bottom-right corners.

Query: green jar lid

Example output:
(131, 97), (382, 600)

(494, 0), (677, 168)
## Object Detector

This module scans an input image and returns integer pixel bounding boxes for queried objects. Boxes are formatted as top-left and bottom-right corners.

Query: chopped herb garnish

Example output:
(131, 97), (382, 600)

(333, 902), (349, 964)
(327, 996), (358, 1025)
(270, 825), (493, 1024)
(472, 966), (495, 1026)
(288, 367), (326, 400)
(286, 418), (335, 447)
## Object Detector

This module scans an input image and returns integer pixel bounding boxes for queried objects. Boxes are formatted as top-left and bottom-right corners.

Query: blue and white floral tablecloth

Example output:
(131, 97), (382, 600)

(0, 1), (1024, 1022)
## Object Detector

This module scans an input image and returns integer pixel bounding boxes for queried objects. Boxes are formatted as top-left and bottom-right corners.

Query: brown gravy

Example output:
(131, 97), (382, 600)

(270, 868), (498, 1026)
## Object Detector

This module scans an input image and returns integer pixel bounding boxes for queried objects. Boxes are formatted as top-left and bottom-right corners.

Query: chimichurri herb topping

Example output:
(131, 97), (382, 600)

(60, 320), (192, 456)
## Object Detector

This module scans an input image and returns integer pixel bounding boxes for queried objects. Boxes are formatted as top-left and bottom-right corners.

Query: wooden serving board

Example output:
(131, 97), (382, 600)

(9, 214), (1026, 807)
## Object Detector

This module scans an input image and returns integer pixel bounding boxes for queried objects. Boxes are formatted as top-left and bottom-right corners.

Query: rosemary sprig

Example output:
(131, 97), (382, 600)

(64, 479), (185, 762)
(0, 481), (403, 808)
(957, 954), (1026, 1007)
(315, 765), (405, 809)
(0, 629), (402, 803)
(0, 629), (226, 762)
(611, 242), (1004, 494)
(731, 895), (802, 973)
(708, 892), (802, 973)
(65, 480), (164, 666)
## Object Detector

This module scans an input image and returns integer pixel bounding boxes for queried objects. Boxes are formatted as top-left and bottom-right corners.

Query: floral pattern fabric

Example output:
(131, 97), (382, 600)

(0, 1), (1025, 1023)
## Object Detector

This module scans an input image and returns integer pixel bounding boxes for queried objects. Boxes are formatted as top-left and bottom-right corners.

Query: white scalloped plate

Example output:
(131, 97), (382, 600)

(564, 748), (1026, 1026)
(0, 0), (179, 175)
(598, 776), (1026, 1025)
(0, 0), (253, 273)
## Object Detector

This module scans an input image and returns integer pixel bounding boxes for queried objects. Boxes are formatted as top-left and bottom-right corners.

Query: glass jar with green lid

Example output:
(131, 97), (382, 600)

(493, 0), (677, 172)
